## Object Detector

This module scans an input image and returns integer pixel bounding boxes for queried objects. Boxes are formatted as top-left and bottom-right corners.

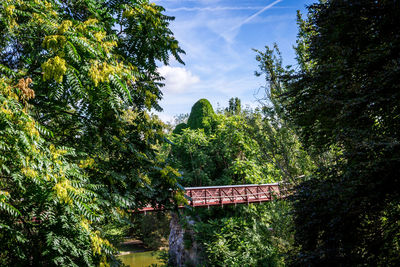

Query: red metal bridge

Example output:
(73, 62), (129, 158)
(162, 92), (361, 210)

(139, 183), (280, 212)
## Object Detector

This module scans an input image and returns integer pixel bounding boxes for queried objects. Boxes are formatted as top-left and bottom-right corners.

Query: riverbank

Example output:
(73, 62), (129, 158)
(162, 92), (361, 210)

(118, 239), (150, 255)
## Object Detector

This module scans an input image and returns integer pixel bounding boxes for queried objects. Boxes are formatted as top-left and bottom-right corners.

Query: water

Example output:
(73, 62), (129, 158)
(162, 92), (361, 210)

(118, 251), (162, 267)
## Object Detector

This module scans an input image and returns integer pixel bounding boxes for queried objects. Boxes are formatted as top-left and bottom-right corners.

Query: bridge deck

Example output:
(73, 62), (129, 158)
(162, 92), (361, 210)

(138, 183), (280, 212)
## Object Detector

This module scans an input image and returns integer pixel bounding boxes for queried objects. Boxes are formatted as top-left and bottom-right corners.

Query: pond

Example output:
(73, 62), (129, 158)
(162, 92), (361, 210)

(118, 251), (162, 267)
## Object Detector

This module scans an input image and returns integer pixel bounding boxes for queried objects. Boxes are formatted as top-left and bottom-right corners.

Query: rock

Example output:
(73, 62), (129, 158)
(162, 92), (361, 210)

(168, 213), (203, 266)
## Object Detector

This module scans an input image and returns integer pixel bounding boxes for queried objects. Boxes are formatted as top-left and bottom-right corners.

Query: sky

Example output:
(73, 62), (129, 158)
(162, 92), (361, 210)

(153, 0), (315, 122)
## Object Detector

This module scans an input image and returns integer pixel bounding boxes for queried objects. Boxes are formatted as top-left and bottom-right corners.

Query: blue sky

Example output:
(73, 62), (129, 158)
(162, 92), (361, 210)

(153, 0), (315, 122)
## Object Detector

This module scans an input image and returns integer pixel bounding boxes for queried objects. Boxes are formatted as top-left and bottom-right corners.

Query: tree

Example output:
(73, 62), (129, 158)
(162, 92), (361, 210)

(0, 78), (107, 266)
(226, 97), (241, 115)
(186, 98), (215, 133)
(0, 0), (183, 265)
(260, 1), (400, 265)
(171, 99), (274, 187)
(253, 45), (317, 184)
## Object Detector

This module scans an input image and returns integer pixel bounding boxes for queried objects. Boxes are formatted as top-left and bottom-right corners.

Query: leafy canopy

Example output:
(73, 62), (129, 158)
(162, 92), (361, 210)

(0, 0), (184, 265)
(258, 1), (400, 265)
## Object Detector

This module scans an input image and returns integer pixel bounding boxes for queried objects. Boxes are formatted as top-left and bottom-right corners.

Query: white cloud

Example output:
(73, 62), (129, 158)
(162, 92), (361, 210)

(158, 66), (200, 93)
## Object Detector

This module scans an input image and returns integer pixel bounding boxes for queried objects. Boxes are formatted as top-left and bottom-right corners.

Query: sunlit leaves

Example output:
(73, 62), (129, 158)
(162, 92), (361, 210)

(0, 0), (184, 265)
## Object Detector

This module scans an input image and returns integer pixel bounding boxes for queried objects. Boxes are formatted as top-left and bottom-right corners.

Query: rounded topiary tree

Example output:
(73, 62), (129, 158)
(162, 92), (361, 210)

(186, 99), (215, 133)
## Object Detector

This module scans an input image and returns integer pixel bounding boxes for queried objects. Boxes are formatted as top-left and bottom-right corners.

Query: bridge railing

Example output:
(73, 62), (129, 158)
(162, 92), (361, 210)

(136, 183), (281, 212)
(185, 183), (280, 207)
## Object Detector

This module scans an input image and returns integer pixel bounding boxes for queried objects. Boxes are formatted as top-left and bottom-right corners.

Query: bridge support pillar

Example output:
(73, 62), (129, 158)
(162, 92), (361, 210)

(168, 213), (203, 267)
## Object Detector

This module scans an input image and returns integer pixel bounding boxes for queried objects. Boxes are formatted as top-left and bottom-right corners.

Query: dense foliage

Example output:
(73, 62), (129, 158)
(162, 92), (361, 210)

(257, 1), (400, 265)
(169, 98), (314, 266)
(0, 0), (183, 265)
(173, 98), (215, 135)
(193, 201), (292, 267)
(172, 106), (271, 187)
(2, 0), (397, 266)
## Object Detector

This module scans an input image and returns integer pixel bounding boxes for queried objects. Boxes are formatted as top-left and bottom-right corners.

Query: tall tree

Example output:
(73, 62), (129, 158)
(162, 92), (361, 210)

(0, 0), (183, 265)
(264, 1), (400, 265)
(226, 97), (241, 115)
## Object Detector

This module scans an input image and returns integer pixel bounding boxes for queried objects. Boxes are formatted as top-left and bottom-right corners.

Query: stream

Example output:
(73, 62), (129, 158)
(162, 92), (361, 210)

(117, 239), (164, 267)
(118, 251), (162, 267)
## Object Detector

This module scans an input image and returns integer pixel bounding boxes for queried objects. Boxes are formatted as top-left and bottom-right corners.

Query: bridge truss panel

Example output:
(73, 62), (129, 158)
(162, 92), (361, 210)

(136, 183), (281, 212)
(186, 184), (280, 207)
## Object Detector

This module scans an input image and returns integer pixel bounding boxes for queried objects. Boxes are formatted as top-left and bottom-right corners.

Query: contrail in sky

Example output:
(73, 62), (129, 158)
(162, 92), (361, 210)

(167, 6), (264, 12)
(230, 0), (283, 31)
